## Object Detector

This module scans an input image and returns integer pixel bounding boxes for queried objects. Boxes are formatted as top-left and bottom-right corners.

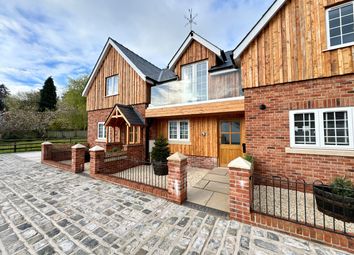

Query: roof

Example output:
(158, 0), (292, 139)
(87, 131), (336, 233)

(233, 0), (287, 60)
(105, 104), (145, 127)
(209, 50), (234, 73)
(168, 31), (223, 69)
(82, 38), (177, 96)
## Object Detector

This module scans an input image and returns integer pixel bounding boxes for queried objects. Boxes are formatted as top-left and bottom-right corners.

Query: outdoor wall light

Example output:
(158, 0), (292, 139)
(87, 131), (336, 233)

(201, 131), (207, 137)
(259, 104), (267, 110)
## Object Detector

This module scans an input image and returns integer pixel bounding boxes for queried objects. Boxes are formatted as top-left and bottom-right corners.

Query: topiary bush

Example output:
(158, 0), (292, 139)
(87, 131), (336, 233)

(151, 136), (170, 175)
(330, 177), (354, 197)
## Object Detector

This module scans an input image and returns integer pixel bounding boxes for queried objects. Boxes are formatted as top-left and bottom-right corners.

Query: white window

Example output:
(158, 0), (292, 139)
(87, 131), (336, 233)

(105, 75), (119, 96)
(168, 120), (189, 141)
(326, 1), (354, 49)
(97, 122), (106, 140)
(289, 107), (354, 149)
(181, 61), (208, 101)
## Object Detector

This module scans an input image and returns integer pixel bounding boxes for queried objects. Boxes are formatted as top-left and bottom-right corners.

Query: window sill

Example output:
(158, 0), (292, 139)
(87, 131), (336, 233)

(105, 94), (119, 98)
(323, 42), (354, 52)
(168, 140), (191, 145)
(285, 147), (354, 157)
(95, 139), (107, 143)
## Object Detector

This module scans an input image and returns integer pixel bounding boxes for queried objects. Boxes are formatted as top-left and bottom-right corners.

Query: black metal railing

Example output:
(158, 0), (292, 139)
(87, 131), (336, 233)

(251, 175), (354, 237)
(109, 158), (168, 190)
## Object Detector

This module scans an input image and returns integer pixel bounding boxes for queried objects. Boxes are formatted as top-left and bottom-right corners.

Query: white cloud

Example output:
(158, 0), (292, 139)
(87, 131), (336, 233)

(0, 0), (274, 95)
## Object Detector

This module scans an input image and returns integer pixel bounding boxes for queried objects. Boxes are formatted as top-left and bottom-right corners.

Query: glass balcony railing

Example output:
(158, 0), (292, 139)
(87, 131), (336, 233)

(150, 70), (243, 107)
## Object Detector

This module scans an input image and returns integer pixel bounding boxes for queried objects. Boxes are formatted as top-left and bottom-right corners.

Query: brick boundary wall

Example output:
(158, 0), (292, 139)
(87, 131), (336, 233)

(228, 157), (354, 253)
(187, 155), (218, 169)
(41, 142), (86, 173)
(244, 74), (354, 184)
(89, 147), (187, 204)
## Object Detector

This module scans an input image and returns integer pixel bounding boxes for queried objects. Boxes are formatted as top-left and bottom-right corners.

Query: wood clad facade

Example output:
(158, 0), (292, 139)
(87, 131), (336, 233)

(241, 0), (354, 88)
(152, 114), (245, 159)
(86, 46), (149, 111)
(173, 40), (217, 78)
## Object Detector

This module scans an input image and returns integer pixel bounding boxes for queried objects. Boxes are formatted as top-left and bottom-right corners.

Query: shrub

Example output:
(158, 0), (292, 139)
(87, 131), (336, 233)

(151, 136), (170, 162)
(243, 154), (254, 163)
(330, 177), (354, 197)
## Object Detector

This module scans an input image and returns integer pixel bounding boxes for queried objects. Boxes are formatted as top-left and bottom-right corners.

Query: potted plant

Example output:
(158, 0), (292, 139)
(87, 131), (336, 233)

(314, 177), (354, 222)
(151, 136), (170, 176)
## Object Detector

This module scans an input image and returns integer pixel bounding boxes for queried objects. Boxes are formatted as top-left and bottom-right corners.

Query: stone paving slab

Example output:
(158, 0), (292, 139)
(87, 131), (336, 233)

(0, 154), (350, 255)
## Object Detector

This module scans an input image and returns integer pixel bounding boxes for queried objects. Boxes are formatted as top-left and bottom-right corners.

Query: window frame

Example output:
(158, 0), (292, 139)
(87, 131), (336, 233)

(105, 75), (119, 97)
(289, 107), (354, 150)
(168, 120), (190, 142)
(97, 122), (107, 140)
(326, 1), (354, 50)
(181, 60), (208, 101)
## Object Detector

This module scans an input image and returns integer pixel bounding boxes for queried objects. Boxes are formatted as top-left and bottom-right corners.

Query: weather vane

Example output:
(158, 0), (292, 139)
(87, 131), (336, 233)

(185, 9), (198, 31)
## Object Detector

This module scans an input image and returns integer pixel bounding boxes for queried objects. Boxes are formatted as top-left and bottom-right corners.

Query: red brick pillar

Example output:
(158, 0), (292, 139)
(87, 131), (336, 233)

(71, 144), (86, 173)
(167, 152), (187, 204)
(89, 146), (105, 175)
(41, 141), (53, 163)
(228, 157), (253, 224)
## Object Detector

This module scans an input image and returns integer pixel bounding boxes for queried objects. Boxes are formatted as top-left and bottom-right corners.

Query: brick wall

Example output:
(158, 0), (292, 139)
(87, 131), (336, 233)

(245, 74), (354, 183)
(187, 155), (217, 169)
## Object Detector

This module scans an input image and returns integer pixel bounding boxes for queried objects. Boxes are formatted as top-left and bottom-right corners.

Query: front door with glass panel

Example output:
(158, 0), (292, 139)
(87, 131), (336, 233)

(219, 120), (243, 167)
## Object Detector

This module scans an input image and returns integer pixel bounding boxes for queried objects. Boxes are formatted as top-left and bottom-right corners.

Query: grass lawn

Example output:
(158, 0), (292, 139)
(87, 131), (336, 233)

(0, 138), (87, 154)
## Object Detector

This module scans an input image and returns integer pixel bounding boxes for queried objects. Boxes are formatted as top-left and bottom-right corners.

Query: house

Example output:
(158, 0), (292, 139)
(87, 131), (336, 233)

(232, 0), (354, 183)
(83, 31), (244, 169)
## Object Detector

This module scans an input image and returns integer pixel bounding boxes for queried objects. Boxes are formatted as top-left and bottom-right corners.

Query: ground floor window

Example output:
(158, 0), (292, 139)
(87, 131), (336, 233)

(289, 107), (353, 149)
(168, 120), (189, 141)
(97, 122), (106, 140)
(128, 126), (141, 144)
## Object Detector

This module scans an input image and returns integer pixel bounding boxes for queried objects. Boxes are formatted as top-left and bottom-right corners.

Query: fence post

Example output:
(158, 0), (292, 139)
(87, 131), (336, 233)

(89, 146), (105, 175)
(41, 141), (53, 163)
(71, 144), (86, 173)
(228, 157), (253, 224)
(14, 142), (17, 153)
(167, 152), (187, 204)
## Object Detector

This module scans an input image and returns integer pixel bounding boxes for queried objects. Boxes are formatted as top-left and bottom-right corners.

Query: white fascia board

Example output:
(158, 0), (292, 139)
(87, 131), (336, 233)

(168, 33), (222, 68)
(233, 0), (287, 60)
(82, 38), (147, 97)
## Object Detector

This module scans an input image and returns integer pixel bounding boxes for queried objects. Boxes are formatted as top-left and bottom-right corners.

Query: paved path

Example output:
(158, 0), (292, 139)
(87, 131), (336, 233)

(0, 154), (349, 255)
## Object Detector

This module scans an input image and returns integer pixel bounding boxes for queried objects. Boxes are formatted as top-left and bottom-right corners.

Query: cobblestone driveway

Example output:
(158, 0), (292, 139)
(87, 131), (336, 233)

(0, 154), (350, 255)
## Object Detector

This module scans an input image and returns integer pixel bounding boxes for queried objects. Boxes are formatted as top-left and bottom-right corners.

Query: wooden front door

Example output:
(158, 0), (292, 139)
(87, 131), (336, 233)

(219, 120), (243, 167)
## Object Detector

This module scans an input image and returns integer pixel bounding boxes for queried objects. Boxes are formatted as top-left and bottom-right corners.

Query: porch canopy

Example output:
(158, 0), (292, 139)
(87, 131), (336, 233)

(104, 104), (144, 145)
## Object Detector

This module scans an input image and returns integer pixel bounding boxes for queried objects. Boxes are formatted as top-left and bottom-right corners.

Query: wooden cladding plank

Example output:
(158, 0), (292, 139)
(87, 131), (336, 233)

(86, 46), (147, 111)
(241, 0), (354, 88)
(145, 99), (245, 118)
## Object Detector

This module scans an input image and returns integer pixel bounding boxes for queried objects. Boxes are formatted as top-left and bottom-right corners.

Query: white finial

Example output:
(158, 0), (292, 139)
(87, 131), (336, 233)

(184, 8), (198, 31)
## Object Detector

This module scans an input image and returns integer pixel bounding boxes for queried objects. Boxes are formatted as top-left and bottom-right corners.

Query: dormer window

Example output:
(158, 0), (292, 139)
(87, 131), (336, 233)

(106, 75), (119, 96)
(181, 61), (208, 101)
(326, 1), (354, 49)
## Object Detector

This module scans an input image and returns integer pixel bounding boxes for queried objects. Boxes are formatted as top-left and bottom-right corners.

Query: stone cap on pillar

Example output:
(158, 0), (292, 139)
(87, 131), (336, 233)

(89, 145), (104, 152)
(72, 143), (86, 149)
(228, 157), (252, 170)
(41, 141), (52, 145)
(167, 152), (187, 162)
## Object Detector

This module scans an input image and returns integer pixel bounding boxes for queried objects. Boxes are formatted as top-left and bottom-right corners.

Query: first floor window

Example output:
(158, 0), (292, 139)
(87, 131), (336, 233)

(105, 75), (119, 96)
(168, 120), (189, 141)
(290, 107), (353, 149)
(97, 122), (106, 139)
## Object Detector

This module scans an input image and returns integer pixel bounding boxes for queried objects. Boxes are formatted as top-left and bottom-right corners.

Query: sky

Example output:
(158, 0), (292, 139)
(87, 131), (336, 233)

(0, 0), (274, 96)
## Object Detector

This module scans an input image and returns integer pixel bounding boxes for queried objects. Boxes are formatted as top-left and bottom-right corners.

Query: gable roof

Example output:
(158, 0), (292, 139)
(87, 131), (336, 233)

(167, 31), (223, 69)
(82, 38), (177, 96)
(233, 0), (287, 60)
(105, 104), (145, 127)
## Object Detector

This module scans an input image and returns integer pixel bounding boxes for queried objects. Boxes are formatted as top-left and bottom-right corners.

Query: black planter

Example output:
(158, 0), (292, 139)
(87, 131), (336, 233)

(152, 161), (168, 176)
(313, 184), (354, 223)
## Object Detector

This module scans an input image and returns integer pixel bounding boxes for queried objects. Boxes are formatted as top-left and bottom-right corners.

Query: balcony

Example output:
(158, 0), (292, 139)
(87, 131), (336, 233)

(146, 70), (244, 117)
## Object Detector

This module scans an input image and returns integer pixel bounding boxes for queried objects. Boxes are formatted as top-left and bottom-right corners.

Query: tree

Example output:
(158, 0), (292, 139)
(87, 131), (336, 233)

(38, 76), (57, 111)
(52, 75), (88, 130)
(5, 91), (40, 111)
(0, 84), (10, 112)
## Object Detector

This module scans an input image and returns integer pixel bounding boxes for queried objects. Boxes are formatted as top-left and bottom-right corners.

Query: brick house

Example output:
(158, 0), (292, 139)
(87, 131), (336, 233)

(232, 0), (354, 183)
(83, 32), (244, 169)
